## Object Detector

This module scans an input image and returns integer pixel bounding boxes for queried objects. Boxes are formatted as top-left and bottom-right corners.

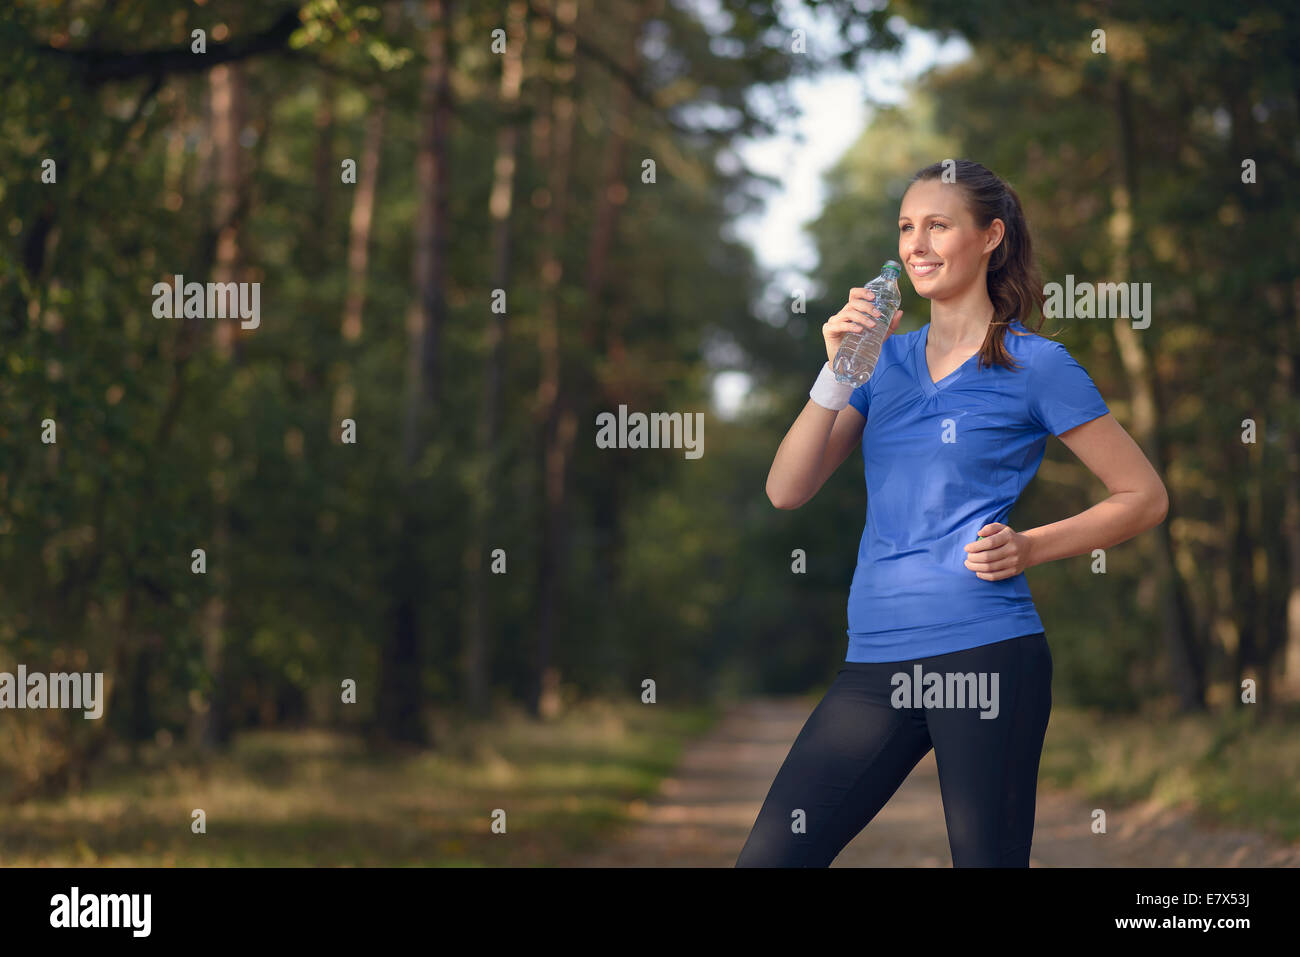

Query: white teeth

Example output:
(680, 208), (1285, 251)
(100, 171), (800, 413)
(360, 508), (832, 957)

(912, 262), (940, 275)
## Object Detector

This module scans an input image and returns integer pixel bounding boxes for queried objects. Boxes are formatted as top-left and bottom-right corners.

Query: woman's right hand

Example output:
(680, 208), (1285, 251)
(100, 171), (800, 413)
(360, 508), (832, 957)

(823, 287), (903, 365)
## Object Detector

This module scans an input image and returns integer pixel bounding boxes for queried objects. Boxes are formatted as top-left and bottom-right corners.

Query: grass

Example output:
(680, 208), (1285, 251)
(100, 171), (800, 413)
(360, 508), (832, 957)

(0, 697), (721, 866)
(799, 674), (1300, 845)
(3, 692), (1296, 866)
(1040, 702), (1300, 842)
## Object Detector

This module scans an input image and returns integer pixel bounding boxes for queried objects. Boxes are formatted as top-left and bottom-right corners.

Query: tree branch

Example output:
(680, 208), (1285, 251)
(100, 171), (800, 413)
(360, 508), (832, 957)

(35, 8), (303, 86)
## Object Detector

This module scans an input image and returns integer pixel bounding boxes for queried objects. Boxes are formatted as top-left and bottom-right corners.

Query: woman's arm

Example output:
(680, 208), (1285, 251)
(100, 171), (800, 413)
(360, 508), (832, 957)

(767, 286), (902, 510)
(766, 401), (866, 510)
(963, 412), (1168, 578)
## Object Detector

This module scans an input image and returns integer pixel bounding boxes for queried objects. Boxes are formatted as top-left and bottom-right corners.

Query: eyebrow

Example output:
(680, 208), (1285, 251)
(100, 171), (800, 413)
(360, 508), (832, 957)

(898, 212), (952, 221)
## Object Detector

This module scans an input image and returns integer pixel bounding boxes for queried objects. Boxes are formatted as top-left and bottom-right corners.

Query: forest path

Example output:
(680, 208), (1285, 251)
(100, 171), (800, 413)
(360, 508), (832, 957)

(573, 698), (1300, 866)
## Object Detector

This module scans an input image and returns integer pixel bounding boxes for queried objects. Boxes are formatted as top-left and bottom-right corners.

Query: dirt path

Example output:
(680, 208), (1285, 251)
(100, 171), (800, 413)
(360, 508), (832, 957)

(575, 698), (1300, 867)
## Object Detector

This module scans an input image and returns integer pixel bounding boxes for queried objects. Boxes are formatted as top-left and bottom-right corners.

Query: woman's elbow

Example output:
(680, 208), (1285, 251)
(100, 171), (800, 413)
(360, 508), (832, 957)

(1146, 480), (1169, 527)
(766, 482), (804, 510)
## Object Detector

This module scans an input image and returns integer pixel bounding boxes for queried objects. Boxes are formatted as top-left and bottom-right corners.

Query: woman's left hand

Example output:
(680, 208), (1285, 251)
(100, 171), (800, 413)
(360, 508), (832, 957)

(963, 522), (1034, 580)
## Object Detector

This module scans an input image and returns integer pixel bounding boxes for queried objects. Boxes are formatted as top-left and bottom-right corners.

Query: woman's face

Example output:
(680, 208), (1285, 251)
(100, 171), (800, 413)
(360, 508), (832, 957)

(897, 178), (1004, 302)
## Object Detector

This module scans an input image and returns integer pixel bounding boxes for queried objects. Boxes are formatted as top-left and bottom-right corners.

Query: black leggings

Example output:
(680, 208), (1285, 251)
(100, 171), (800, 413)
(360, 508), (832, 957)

(736, 632), (1052, 867)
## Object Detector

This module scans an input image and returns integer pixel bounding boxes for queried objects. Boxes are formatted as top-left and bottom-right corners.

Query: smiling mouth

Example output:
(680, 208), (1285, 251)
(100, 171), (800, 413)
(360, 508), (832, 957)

(910, 262), (942, 276)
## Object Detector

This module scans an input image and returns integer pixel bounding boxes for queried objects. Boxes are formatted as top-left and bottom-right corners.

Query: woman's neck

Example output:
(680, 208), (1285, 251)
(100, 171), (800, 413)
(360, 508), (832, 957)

(928, 289), (996, 351)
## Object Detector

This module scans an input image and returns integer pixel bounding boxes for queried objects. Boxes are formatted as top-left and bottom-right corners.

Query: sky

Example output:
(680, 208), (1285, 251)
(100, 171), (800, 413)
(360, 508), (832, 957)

(707, 1), (969, 418)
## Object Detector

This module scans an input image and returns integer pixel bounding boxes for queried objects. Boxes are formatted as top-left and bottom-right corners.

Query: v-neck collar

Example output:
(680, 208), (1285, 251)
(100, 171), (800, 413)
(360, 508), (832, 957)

(915, 322), (983, 397)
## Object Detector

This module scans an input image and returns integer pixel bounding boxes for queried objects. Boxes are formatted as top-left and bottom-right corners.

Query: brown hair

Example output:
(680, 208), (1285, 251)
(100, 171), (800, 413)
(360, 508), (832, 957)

(907, 159), (1046, 372)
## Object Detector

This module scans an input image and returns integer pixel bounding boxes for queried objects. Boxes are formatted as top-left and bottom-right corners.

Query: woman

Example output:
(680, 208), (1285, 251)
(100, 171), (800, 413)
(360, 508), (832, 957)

(735, 159), (1168, 867)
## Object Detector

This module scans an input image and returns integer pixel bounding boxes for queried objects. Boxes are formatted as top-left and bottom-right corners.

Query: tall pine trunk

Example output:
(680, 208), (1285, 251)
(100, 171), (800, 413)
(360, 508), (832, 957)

(1277, 280), (1300, 700)
(1109, 73), (1206, 711)
(530, 0), (579, 719)
(341, 97), (386, 345)
(334, 87), (386, 437)
(1271, 94), (1300, 701)
(380, 0), (454, 745)
(462, 0), (527, 717)
(190, 61), (248, 750)
(580, 0), (661, 656)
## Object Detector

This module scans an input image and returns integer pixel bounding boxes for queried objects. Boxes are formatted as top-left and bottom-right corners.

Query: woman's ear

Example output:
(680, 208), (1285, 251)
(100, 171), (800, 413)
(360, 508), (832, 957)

(983, 218), (1005, 256)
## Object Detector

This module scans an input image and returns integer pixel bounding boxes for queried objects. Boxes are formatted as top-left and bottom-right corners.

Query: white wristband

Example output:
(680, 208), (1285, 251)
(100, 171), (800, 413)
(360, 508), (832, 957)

(809, 362), (854, 410)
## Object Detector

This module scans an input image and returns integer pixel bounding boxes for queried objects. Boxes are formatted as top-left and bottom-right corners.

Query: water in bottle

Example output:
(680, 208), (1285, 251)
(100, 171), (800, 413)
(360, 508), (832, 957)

(832, 260), (902, 385)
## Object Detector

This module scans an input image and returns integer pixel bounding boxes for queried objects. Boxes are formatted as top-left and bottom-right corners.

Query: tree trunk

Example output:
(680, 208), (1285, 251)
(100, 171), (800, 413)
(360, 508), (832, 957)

(462, 0), (527, 717)
(189, 61), (247, 750)
(1277, 278), (1300, 700)
(380, 0), (454, 745)
(1228, 484), (1257, 706)
(334, 89), (386, 434)
(311, 76), (336, 272)
(580, 0), (661, 662)
(341, 97), (386, 345)
(530, 0), (579, 719)
(401, 0), (453, 462)
(1109, 73), (1206, 711)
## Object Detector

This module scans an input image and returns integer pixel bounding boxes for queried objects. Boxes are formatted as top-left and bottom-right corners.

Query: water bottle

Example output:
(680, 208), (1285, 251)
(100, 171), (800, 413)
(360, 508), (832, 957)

(832, 260), (902, 385)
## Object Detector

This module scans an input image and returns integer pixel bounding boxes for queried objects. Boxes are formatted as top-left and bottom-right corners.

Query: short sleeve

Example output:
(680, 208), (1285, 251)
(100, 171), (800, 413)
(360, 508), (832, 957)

(1027, 341), (1109, 436)
(848, 380), (870, 418)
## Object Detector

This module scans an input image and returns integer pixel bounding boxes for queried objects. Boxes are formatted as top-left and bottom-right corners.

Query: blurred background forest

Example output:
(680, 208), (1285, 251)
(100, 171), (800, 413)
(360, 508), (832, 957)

(0, 0), (1297, 864)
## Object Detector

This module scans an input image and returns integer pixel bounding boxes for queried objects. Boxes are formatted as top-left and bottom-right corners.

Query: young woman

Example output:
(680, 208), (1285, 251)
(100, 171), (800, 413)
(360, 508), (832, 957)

(736, 159), (1168, 868)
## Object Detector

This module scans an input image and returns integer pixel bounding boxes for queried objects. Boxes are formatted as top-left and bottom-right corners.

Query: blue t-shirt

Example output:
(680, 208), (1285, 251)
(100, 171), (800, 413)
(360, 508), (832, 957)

(844, 318), (1109, 662)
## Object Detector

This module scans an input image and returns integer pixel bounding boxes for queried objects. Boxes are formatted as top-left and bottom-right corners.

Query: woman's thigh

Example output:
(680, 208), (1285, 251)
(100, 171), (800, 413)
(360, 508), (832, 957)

(921, 632), (1053, 867)
(736, 665), (933, 867)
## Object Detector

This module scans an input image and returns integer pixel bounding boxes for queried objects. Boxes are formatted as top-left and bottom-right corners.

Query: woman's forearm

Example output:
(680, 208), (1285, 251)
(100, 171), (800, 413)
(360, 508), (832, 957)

(766, 400), (839, 509)
(1022, 489), (1167, 568)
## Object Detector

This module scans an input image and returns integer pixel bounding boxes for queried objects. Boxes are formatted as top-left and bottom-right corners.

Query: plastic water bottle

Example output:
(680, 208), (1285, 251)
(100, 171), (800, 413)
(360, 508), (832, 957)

(832, 260), (902, 385)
